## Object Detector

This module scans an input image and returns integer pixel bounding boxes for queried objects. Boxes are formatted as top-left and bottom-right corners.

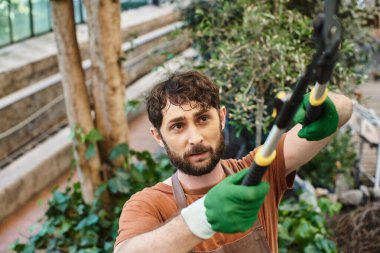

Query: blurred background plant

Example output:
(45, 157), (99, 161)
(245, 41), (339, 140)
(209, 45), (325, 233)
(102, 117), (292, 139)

(11, 144), (173, 252)
(298, 130), (357, 191)
(278, 196), (342, 253)
(182, 0), (378, 147)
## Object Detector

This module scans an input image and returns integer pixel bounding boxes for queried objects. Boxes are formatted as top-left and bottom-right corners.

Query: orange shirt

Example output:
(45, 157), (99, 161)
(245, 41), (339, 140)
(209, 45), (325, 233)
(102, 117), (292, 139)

(115, 135), (295, 252)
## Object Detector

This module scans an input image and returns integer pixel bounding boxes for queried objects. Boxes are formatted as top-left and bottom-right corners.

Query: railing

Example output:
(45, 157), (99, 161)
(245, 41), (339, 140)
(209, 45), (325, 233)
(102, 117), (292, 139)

(348, 101), (380, 190)
(0, 0), (150, 48)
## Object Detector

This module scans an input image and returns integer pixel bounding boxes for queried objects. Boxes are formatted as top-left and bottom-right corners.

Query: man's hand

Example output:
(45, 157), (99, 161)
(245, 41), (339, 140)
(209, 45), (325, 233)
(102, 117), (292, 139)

(181, 169), (269, 239)
(293, 92), (339, 141)
(284, 92), (352, 174)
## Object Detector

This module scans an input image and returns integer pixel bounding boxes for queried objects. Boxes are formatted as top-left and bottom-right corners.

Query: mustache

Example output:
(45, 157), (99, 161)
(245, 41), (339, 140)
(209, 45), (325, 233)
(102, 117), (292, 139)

(184, 144), (212, 158)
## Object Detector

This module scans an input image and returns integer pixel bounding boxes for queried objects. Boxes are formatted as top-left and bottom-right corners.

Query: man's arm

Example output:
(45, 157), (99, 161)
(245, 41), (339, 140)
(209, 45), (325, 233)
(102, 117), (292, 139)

(114, 215), (203, 253)
(283, 92), (353, 175)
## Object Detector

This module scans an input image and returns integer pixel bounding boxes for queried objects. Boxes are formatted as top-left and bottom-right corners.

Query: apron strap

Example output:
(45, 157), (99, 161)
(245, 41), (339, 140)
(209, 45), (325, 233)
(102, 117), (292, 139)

(221, 162), (233, 176)
(171, 164), (271, 253)
(171, 163), (233, 211)
(171, 171), (188, 211)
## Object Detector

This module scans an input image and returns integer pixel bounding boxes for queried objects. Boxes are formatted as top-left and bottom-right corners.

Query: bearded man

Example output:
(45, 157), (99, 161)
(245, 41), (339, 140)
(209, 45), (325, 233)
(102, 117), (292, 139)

(114, 70), (352, 253)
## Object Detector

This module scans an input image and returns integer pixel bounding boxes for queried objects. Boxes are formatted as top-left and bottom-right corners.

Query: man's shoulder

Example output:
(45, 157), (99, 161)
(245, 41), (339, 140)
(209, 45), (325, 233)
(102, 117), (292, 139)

(122, 181), (177, 222)
(123, 181), (175, 212)
(221, 149), (258, 173)
(222, 133), (287, 171)
(129, 181), (173, 202)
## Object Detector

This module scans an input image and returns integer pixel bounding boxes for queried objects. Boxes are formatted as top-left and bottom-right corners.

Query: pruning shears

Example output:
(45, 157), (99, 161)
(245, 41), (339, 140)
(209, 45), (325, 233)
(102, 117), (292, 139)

(242, 0), (342, 186)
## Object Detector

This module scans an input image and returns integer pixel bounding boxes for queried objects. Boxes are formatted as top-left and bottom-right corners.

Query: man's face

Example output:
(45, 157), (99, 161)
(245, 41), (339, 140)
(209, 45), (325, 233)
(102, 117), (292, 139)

(152, 101), (226, 176)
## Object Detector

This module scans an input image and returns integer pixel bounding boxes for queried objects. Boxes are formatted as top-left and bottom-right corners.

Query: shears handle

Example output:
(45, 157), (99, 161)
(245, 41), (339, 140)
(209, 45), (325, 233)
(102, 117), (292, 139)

(242, 162), (268, 186)
(304, 84), (328, 125)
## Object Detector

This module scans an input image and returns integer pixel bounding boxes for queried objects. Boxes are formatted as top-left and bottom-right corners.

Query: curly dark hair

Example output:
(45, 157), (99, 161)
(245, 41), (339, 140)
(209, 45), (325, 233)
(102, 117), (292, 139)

(146, 70), (221, 130)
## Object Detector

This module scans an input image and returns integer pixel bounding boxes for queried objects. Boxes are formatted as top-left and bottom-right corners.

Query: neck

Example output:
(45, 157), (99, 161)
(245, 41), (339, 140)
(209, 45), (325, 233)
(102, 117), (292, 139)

(177, 161), (224, 190)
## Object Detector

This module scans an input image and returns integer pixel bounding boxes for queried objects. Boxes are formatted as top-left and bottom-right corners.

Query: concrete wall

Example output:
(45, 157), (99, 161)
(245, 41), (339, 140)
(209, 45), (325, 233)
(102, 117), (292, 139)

(0, 128), (72, 222)
(0, 4), (189, 165)
(0, 6), (180, 98)
(0, 34), (190, 162)
(0, 48), (197, 222)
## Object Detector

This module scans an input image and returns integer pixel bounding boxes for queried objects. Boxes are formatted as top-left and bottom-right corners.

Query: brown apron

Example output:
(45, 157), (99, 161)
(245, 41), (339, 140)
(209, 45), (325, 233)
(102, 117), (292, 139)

(171, 165), (272, 253)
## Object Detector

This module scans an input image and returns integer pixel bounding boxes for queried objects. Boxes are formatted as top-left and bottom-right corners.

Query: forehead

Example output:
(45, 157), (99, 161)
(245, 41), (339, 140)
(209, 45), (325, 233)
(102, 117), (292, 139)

(161, 101), (210, 123)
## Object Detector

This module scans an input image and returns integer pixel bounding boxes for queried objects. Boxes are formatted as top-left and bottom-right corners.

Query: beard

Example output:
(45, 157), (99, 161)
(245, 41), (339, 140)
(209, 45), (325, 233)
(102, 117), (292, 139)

(163, 129), (225, 176)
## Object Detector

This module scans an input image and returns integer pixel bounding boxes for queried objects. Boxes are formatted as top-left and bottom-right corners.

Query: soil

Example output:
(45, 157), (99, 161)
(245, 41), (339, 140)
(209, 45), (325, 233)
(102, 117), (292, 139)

(329, 202), (380, 253)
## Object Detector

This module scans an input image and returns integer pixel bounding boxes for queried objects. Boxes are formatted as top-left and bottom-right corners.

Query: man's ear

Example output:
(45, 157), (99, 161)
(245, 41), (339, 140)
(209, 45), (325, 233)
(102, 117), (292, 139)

(219, 106), (227, 130)
(150, 127), (165, 148)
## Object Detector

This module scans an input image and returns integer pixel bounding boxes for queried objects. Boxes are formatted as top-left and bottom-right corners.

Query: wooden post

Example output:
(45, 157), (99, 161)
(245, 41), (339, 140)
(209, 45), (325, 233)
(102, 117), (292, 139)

(50, 0), (102, 203)
(83, 0), (130, 166)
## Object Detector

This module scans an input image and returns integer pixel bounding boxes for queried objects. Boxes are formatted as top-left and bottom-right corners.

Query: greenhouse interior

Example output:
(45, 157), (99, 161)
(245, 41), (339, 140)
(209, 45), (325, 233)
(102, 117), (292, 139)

(0, 0), (380, 252)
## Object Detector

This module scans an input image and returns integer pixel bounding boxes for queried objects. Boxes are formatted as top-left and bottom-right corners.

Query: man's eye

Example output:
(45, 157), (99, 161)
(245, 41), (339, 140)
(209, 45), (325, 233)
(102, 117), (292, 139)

(172, 123), (183, 130)
(200, 116), (209, 122)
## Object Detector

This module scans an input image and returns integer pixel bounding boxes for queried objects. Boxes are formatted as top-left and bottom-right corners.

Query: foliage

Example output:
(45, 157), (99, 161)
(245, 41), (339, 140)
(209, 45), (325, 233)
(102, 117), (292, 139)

(11, 146), (173, 253)
(286, 0), (379, 91)
(68, 127), (104, 160)
(184, 0), (312, 137)
(298, 130), (357, 191)
(182, 0), (377, 137)
(124, 99), (142, 117)
(278, 196), (342, 253)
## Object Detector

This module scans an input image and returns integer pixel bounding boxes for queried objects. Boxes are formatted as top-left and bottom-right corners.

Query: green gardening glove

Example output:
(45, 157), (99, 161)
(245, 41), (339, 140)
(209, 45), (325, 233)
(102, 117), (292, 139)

(181, 169), (269, 239)
(205, 169), (269, 233)
(293, 92), (339, 141)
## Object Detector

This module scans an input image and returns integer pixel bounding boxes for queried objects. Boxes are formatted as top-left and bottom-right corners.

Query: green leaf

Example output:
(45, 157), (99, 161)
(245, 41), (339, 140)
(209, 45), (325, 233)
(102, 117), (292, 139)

(109, 143), (129, 161)
(108, 169), (131, 194)
(46, 237), (58, 251)
(58, 221), (72, 235)
(294, 218), (313, 240)
(304, 244), (320, 253)
(76, 204), (86, 215)
(125, 99), (141, 116)
(37, 198), (44, 207)
(85, 143), (96, 160)
(10, 239), (26, 252)
(75, 214), (99, 230)
(95, 184), (107, 198)
(166, 53), (175, 60)
(130, 169), (145, 184)
(85, 129), (103, 143)
(50, 191), (69, 212)
(68, 127), (76, 140)
(73, 182), (81, 191)
(28, 224), (37, 234)
(104, 242), (114, 251)
(76, 127), (86, 143)
(80, 230), (99, 247)
(69, 245), (78, 253)
(108, 178), (118, 194)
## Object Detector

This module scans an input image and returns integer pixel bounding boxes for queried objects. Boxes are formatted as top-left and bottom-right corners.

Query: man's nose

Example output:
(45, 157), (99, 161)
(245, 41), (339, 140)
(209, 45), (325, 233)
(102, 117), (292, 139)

(188, 125), (203, 145)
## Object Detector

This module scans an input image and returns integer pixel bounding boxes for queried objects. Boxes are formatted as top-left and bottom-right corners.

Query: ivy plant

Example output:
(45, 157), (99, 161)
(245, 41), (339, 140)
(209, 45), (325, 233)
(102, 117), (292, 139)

(298, 130), (357, 191)
(278, 196), (342, 253)
(11, 146), (173, 253)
